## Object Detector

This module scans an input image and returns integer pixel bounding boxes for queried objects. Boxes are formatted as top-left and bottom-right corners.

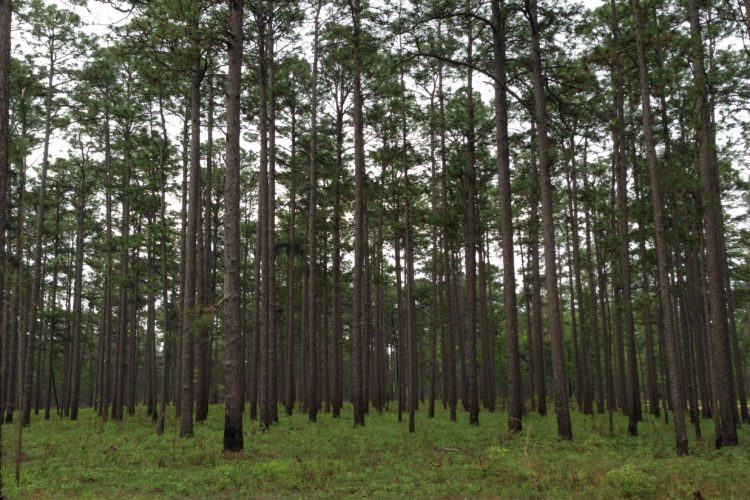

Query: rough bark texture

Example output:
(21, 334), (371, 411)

(463, 11), (479, 426)
(491, 0), (521, 431)
(526, 0), (572, 439)
(222, 0), (244, 452)
(688, 0), (737, 447)
(0, 0), (10, 428)
(350, 0), (366, 427)
(610, 0), (639, 434)
(631, 0), (688, 455)
(180, 27), (203, 437)
(69, 162), (86, 421)
(307, 0), (321, 423)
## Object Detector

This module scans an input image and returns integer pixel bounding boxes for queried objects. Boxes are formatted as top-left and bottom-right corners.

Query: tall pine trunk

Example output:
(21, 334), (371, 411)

(631, 0), (688, 455)
(688, 0), (737, 447)
(223, 0), (244, 451)
(307, 0), (322, 423)
(526, 0), (572, 439)
(179, 20), (204, 436)
(350, 0), (366, 427)
(491, 0), (521, 430)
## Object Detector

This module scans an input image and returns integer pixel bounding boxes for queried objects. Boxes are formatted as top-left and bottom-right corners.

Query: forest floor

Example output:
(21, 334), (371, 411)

(1, 404), (749, 498)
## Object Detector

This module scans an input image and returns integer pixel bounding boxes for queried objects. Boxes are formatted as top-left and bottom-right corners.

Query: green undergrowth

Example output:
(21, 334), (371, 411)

(1, 404), (749, 498)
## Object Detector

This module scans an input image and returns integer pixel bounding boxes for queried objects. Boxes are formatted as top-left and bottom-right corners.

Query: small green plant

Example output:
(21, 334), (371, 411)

(603, 463), (655, 498)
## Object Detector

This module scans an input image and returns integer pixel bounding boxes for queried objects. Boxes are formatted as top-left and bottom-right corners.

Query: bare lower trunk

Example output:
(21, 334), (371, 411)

(631, 0), (688, 455)
(526, 0), (571, 439)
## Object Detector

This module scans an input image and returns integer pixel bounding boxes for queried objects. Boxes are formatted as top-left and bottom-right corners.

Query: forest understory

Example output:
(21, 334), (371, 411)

(1, 0), (750, 496)
(2, 404), (749, 498)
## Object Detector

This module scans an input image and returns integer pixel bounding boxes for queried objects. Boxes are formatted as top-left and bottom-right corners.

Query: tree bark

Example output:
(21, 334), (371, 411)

(491, 0), (520, 430)
(350, 0), (366, 427)
(223, 0), (244, 451)
(69, 156), (86, 421)
(307, 0), (322, 423)
(567, 140), (592, 416)
(0, 0), (10, 429)
(688, 0), (737, 447)
(610, 0), (640, 433)
(399, 59), (418, 432)
(180, 19), (204, 436)
(526, 0), (572, 439)
(438, 48), (457, 422)
(631, 0), (688, 455)
(21, 39), (55, 427)
(113, 126), (131, 422)
(528, 128), (546, 416)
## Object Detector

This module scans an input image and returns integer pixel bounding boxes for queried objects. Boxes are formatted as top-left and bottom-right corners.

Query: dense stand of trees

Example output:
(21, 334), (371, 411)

(0, 0), (750, 469)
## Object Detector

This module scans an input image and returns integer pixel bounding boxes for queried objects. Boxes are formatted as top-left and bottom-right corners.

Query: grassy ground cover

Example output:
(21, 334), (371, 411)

(1, 404), (749, 498)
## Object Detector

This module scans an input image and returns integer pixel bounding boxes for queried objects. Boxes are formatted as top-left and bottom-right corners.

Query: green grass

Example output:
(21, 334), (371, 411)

(1, 404), (749, 498)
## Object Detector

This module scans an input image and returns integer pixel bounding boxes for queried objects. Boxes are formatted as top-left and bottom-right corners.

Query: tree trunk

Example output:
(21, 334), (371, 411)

(99, 114), (114, 418)
(428, 92), (439, 419)
(127, 236), (140, 416)
(330, 85), (344, 419)
(529, 128), (546, 416)
(146, 211), (157, 421)
(44, 208), (61, 420)
(631, 0), (688, 455)
(69, 158), (86, 421)
(307, 0), (322, 423)
(21, 41), (56, 427)
(175, 104), (189, 418)
(180, 22), (204, 436)
(582, 171), (603, 414)
(688, 0), (737, 447)
(350, 0), (366, 427)
(491, 0), (520, 428)
(266, 25), (279, 425)
(222, 0), (244, 450)
(399, 60), (418, 432)
(438, 47), (457, 422)
(567, 142), (593, 416)
(196, 69), (215, 423)
(0, 0), (10, 428)
(526, 0), (572, 439)
(610, 0), (639, 434)
(113, 131), (131, 422)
